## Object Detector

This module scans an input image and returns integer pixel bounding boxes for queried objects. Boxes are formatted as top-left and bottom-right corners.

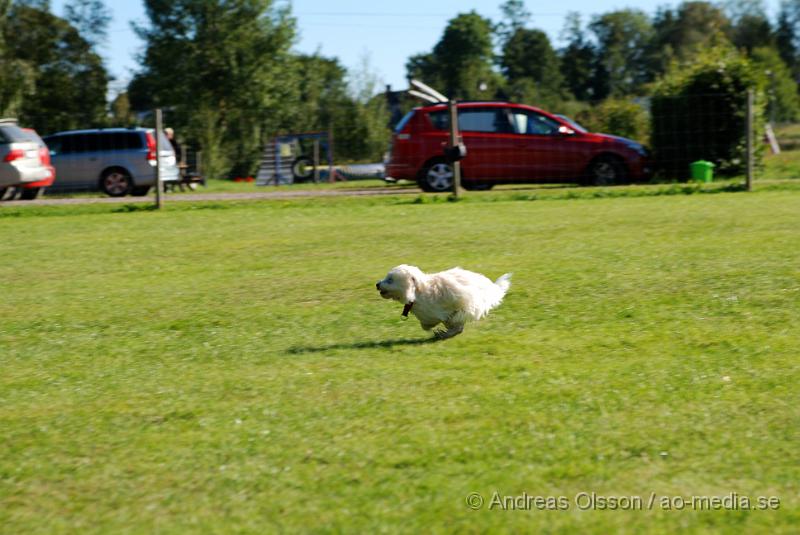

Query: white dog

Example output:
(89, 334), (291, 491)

(376, 265), (511, 339)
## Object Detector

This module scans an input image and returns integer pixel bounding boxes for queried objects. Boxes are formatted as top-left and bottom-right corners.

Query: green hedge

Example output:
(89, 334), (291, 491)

(650, 45), (765, 179)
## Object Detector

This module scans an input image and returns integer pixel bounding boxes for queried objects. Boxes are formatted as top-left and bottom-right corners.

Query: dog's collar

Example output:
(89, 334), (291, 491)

(402, 302), (414, 318)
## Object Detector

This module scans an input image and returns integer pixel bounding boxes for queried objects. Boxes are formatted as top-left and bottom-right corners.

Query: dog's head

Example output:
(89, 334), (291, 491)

(376, 264), (423, 304)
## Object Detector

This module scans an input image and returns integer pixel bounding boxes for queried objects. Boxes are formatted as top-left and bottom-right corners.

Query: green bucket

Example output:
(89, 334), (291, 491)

(690, 160), (715, 183)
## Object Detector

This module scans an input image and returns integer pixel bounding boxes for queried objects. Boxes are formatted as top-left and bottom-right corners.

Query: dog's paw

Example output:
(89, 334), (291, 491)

(433, 329), (448, 340)
(434, 326), (463, 340)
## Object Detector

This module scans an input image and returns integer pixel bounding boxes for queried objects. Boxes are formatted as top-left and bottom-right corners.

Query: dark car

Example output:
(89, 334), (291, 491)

(385, 102), (651, 192)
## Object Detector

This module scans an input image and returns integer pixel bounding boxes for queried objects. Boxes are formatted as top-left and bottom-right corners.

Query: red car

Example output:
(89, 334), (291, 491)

(385, 102), (651, 192)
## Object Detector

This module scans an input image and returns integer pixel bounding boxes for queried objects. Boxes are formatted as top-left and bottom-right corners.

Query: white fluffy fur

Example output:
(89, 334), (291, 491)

(376, 265), (511, 339)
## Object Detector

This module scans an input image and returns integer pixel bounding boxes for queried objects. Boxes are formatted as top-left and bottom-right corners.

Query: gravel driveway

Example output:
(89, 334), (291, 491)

(1, 186), (421, 206)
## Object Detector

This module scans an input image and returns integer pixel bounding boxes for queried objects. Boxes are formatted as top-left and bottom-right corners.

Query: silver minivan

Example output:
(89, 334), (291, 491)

(43, 128), (180, 196)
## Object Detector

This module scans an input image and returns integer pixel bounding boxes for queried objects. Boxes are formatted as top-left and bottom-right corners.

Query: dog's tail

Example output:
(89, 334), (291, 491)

(495, 273), (512, 295)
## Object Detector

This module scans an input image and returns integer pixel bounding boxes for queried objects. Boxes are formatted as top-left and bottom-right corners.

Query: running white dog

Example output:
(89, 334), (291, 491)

(376, 265), (511, 339)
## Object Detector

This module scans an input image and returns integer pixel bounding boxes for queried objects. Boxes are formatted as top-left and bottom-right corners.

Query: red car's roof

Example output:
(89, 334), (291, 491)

(416, 101), (549, 115)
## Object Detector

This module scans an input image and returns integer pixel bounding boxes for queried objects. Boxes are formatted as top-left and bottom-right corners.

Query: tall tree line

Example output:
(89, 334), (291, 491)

(0, 0), (109, 131)
(1, 0), (390, 178)
(408, 0), (800, 121)
(127, 0), (390, 178)
(5, 0), (800, 176)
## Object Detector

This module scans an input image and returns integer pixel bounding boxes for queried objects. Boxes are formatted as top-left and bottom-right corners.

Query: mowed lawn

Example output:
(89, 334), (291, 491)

(1, 189), (799, 533)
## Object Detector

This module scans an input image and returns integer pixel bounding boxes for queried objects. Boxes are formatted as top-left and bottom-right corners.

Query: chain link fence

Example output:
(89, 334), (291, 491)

(2, 92), (794, 204)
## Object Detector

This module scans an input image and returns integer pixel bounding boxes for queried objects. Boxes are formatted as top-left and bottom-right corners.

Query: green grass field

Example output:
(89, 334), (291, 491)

(2, 186), (799, 533)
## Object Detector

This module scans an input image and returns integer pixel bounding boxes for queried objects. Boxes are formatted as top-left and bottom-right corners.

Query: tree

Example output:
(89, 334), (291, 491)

(406, 11), (502, 100)
(346, 53), (391, 161)
(559, 12), (596, 101)
(0, 0), (35, 117)
(500, 28), (564, 107)
(776, 0), (800, 77)
(589, 9), (654, 98)
(283, 52), (387, 162)
(501, 29), (559, 84)
(724, 0), (773, 52)
(64, 0), (110, 48)
(751, 46), (800, 121)
(650, 2), (733, 75)
(131, 0), (297, 179)
(110, 92), (135, 125)
(496, 0), (531, 46)
(4, 2), (108, 132)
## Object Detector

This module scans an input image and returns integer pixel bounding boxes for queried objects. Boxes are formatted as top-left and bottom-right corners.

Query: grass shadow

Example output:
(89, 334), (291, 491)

(288, 337), (439, 354)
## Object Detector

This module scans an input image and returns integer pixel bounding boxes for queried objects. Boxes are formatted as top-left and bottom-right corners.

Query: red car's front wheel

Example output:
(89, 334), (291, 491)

(586, 156), (628, 186)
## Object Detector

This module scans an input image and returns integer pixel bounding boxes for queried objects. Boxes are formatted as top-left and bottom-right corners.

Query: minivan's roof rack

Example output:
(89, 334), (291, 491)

(0, 118), (18, 124)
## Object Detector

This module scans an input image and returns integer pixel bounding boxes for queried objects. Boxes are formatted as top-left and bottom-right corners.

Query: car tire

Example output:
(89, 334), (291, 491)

(19, 187), (42, 200)
(131, 186), (151, 196)
(291, 157), (314, 182)
(100, 168), (133, 197)
(418, 159), (454, 192)
(586, 156), (628, 186)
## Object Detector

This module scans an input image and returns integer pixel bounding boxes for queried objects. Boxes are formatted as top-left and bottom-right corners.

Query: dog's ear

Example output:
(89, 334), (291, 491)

(404, 273), (418, 304)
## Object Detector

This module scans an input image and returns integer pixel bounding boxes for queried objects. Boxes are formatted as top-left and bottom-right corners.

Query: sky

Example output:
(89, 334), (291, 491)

(50, 0), (784, 96)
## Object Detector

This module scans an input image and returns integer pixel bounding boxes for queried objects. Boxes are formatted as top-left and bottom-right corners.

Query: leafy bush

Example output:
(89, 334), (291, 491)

(574, 99), (650, 143)
(650, 44), (766, 179)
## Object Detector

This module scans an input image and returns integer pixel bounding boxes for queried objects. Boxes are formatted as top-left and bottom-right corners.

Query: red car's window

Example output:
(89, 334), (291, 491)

(428, 110), (449, 131)
(428, 108), (513, 134)
(394, 111), (415, 133)
(509, 111), (562, 136)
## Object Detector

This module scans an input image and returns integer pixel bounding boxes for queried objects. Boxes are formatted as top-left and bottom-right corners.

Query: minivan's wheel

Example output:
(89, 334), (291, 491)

(586, 156), (627, 186)
(20, 187), (42, 200)
(100, 168), (133, 197)
(418, 160), (454, 192)
(291, 157), (314, 182)
(131, 186), (151, 196)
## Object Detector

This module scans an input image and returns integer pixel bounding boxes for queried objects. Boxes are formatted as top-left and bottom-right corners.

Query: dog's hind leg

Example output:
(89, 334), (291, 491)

(420, 319), (441, 331)
(435, 324), (464, 339)
(435, 312), (466, 339)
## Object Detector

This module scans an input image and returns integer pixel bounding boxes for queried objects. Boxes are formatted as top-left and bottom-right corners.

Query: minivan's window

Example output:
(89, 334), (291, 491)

(51, 132), (144, 154)
(43, 136), (61, 153)
(394, 111), (415, 133)
(510, 111), (561, 135)
(429, 108), (513, 133)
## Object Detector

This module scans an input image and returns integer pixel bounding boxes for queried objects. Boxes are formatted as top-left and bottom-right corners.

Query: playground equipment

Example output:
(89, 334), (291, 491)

(256, 131), (337, 186)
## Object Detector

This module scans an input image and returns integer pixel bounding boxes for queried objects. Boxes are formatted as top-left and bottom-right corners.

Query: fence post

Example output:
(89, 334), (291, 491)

(448, 99), (461, 198)
(313, 138), (320, 183)
(327, 127), (336, 183)
(746, 90), (754, 192)
(196, 151), (205, 186)
(154, 108), (163, 209)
